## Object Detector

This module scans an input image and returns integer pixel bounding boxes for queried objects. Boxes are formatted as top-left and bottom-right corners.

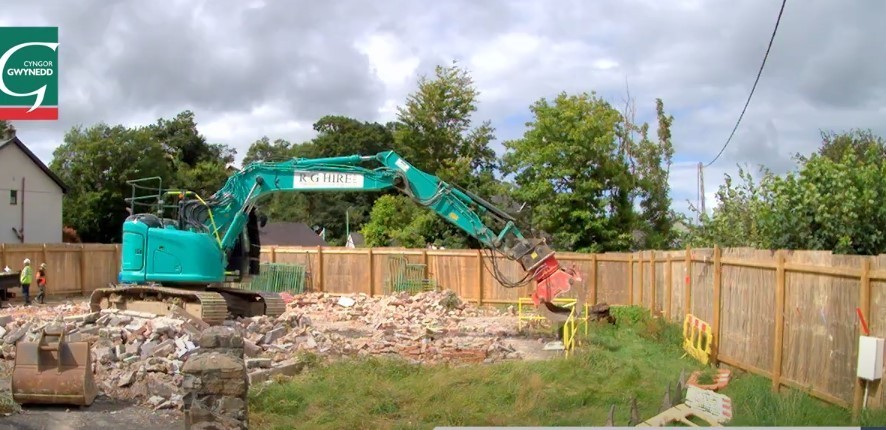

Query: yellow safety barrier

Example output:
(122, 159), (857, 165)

(682, 314), (713, 364)
(517, 297), (586, 330)
(517, 297), (589, 356)
(562, 305), (584, 358)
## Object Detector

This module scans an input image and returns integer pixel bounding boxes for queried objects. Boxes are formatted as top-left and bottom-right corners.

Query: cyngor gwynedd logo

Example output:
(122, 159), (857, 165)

(0, 27), (58, 120)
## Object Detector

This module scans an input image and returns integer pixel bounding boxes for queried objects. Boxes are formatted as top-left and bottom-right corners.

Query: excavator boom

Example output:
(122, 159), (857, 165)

(89, 150), (584, 324)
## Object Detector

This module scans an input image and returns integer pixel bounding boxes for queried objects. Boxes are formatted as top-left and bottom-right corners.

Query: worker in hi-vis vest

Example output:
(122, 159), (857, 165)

(19, 258), (32, 306)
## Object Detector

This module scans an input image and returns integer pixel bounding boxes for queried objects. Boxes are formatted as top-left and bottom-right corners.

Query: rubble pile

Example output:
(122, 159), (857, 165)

(0, 302), (93, 357)
(289, 289), (506, 323)
(0, 289), (530, 410)
(270, 290), (524, 363)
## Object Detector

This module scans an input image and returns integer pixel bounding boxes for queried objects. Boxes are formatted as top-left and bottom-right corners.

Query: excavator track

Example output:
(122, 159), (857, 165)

(89, 285), (230, 326)
(207, 285), (287, 320)
(88, 284), (286, 326)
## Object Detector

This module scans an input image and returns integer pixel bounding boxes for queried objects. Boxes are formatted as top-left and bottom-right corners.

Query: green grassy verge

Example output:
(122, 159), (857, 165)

(248, 306), (886, 429)
(721, 372), (886, 426)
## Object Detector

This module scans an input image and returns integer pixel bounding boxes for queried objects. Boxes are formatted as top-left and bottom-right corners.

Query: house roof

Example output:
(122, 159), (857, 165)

(347, 232), (365, 246)
(0, 135), (68, 194)
(259, 222), (328, 246)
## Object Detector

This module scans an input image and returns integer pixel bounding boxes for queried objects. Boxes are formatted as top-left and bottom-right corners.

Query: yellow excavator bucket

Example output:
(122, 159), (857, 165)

(11, 323), (97, 406)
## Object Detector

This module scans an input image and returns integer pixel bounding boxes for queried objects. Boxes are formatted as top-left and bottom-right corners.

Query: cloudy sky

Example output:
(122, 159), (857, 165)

(3, 0), (884, 218)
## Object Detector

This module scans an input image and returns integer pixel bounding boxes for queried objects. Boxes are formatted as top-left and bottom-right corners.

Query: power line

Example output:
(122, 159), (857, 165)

(704, 0), (787, 168)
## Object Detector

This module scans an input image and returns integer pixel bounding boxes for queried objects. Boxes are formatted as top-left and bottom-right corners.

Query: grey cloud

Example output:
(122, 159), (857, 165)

(2, 0), (885, 219)
(101, 1), (385, 119)
(6, 0), (395, 158)
(723, 119), (796, 175)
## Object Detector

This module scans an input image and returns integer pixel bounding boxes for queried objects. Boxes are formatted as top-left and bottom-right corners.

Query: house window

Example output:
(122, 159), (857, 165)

(9, 190), (16, 205)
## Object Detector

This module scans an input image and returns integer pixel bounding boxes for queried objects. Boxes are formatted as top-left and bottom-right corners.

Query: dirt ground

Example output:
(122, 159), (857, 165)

(0, 398), (183, 430)
(0, 372), (182, 430)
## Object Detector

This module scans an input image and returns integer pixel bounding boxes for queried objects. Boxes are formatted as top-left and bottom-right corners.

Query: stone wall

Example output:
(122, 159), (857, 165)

(181, 326), (249, 430)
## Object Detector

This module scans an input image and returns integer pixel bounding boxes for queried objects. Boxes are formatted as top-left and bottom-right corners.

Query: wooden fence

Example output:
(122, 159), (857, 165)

(2, 242), (884, 415)
(0, 243), (120, 296)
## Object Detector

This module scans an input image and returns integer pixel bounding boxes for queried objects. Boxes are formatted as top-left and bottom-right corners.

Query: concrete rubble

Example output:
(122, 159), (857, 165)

(0, 289), (534, 411)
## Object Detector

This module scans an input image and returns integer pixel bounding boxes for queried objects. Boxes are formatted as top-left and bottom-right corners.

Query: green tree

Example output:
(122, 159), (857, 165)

(633, 99), (677, 248)
(50, 123), (174, 243)
(681, 166), (770, 249)
(684, 129), (886, 255)
(242, 116), (398, 245)
(361, 194), (470, 248)
(150, 110), (236, 197)
(242, 136), (313, 226)
(811, 128), (886, 163)
(501, 91), (637, 252)
(364, 61), (503, 249)
(49, 111), (236, 243)
(298, 115), (397, 244)
(393, 61), (498, 192)
(758, 148), (886, 254)
(242, 136), (300, 165)
(616, 87), (678, 250)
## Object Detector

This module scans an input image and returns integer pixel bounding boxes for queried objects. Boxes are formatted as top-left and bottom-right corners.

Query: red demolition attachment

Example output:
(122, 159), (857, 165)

(530, 255), (582, 307)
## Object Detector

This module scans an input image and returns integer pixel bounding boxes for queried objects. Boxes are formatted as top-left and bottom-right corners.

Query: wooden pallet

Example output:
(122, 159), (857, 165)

(637, 403), (722, 427)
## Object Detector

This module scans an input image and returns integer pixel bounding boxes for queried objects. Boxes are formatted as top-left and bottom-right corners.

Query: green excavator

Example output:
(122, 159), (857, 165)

(88, 150), (586, 325)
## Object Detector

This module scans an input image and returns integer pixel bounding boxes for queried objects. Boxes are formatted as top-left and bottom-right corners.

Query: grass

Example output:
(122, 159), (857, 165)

(695, 366), (718, 385)
(721, 374), (886, 426)
(248, 306), (886, 429)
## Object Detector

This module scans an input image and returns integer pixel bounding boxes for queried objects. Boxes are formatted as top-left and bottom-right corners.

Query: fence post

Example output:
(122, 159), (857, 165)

(271, 246), (277, 263)
(477, 250), (484, 305)
(368, 248), (375, 297)
(628, 254), (634, 305)
(316, 246), (324, 292)
(114, 244), (121, 275)
(638, 251), (644, 306)
(79, 244), (87, 294)
(665, 255), (673, 320)
(591, 254), (598, 305)
(772, 250), (786, 392)
(650, 251), (657, 313)
(853, 258), (873, 420)
(684, 246), (692, 317)
(712, 245), (722, 364)
(0, 243), (5, 270)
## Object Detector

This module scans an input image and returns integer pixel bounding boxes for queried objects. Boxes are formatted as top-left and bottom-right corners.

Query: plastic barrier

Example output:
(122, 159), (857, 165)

(561, 304), (590, 357)
(518, 297), (586, 330)
(518, 297), (588, 356)
(682, 314), (713, 364)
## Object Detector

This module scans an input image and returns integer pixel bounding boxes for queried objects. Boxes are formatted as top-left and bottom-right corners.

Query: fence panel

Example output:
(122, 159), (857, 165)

(718, 248), (777, 382)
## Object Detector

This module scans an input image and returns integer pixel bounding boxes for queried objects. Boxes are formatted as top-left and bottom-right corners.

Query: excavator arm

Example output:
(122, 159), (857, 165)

(117, 150), (584, 320)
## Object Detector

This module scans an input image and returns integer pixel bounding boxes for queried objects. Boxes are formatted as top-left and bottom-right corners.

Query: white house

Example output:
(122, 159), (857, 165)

(0, 126), (67, 244)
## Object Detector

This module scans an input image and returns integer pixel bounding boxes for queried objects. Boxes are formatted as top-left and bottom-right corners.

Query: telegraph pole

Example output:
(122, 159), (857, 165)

(697, 162), (706, 220)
